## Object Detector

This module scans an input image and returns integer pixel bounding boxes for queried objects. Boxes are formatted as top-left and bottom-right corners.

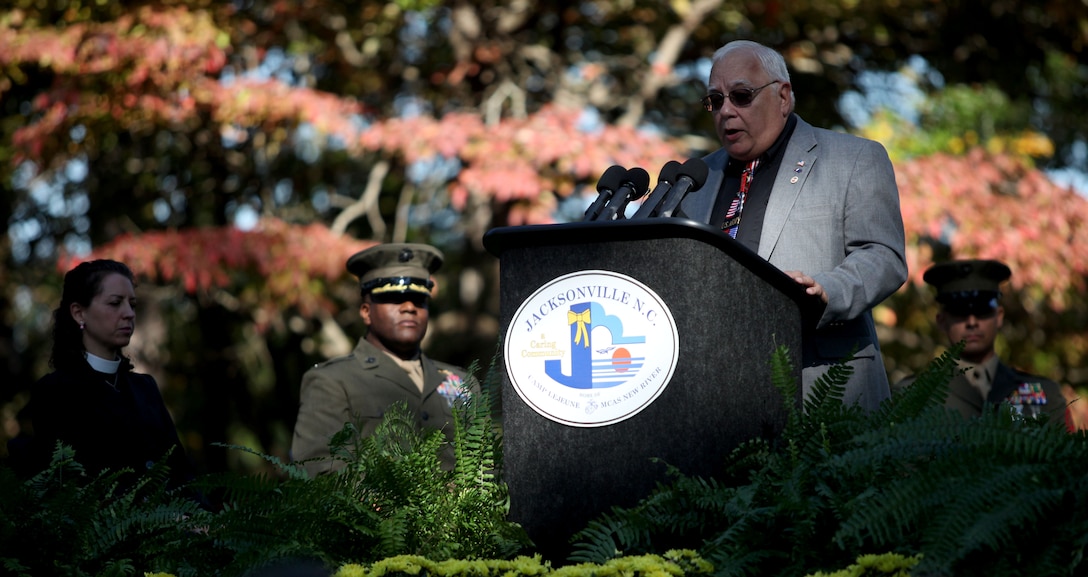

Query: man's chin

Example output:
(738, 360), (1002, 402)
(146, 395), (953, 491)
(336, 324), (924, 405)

(961, 344), (991, 359)
(392, 331), (426, 347)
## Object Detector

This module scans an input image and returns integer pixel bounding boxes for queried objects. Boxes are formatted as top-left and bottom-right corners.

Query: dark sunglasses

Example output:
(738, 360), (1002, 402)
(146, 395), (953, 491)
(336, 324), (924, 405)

(369, 292), (429, 307)
(942, 302), (999, 319)
(701, 80), (781, 112)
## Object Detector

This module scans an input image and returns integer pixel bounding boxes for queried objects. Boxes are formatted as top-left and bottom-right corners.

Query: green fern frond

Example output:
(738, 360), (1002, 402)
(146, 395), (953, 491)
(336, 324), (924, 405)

(568, 509), (644, 563)
(880, 344), (962, 423)
(717, 437), (773, 486)
(771, 345), (870, 469)
(952, 468), (1065, 551)
(569, 464), (745, 564)
(376, 508), (412, 559)
(958, 403), (1084, 462)
(3, 349), (529, 573)
(452, 366), (497, 488)
(803, 354), (852, 415)
(328, 421), (362, 464)
(213, 442), (312, 482)
(771, 345), (803, 439)
(566, 345), (1088, 576)
(829, 397), (1088, 576)
(0, 443), (217, 576)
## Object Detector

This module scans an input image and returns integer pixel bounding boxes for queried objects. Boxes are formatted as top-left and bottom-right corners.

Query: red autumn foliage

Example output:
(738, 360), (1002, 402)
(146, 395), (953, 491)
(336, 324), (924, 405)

(60, 219), (374, 332)
(1, 5), (685, 227)
(9, 3), (1088, 316)
(896, 148), (1088, 310)
(3, 6), (363, 167)
(359, 106), (684, 224)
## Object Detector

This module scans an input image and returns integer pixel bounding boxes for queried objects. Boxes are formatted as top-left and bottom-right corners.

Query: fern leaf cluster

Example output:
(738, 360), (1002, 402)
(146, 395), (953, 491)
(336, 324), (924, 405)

(1, 356), (529, 576)
(0, 444), (210, 577)
(568, 345), (1088, 576)
(6, 345), (1086, 576)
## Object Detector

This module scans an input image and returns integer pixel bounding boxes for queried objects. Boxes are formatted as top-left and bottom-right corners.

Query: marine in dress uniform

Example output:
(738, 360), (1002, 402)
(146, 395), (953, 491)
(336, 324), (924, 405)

(902, 259), (1069, 425)
(291, 243), (469, 476)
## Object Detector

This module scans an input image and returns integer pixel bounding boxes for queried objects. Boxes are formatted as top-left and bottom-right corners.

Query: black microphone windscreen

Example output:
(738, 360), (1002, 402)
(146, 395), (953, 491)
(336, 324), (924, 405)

(654, 157), (710, 218)
(658, 160), (682, 184)
(597, 165), (627, 193)
(623, 167), (651, 199)
(677, 158), (709, 189)
(597, 167), (651, 221)
(630, 161), (680, 219)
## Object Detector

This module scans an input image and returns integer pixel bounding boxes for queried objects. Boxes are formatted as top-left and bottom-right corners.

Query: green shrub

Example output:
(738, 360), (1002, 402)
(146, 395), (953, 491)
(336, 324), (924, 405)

(1, 357), (529, 576)
(569, 345), (1088, 577)
(331, 549), (712, 577)
(804, 553), (921, 577)
(7, 347), (1087, 577)
(0, 444), (208, 577)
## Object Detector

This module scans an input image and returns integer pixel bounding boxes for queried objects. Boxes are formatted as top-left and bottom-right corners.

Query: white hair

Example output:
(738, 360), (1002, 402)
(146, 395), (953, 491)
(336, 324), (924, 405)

(711, 40), (795, 111)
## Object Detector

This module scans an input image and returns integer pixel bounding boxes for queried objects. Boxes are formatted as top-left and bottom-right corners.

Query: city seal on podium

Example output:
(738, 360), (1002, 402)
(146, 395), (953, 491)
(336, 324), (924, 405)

(505, 269), (680, 427)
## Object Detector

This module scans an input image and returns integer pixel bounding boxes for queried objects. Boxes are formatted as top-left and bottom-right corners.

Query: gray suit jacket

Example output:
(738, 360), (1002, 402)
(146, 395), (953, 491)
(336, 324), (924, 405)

(679, 116), (907, 411)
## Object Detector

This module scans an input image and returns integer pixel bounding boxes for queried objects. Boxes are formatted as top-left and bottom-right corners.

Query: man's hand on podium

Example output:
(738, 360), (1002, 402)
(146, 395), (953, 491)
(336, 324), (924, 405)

(783, 270), (828, 305)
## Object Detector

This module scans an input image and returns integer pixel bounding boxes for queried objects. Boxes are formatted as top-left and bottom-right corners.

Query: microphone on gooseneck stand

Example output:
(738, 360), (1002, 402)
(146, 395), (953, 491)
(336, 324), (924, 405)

(632, 160), (682, 219)
(618, 169), (653, 216)
(583, 165), (628, 222)
(598, 167), (651, 221)
(656, 158), (709, 218)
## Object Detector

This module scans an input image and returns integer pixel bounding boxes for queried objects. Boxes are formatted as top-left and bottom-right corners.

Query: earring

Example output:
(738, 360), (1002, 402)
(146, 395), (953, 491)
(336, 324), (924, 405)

(79, 321), (85, 330)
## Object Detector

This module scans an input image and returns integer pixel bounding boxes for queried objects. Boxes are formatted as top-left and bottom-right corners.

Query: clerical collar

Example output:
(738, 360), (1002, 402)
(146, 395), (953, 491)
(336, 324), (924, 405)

(726, 113), (799, 173)
(85, 351), (121, 374)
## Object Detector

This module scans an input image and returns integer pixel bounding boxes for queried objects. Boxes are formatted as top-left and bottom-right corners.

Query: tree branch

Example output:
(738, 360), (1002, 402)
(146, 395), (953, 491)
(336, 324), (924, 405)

(330, 160), (390, 238)
(618, 0), (725, 127)
(392, 181), (416, 243)
(484, 79), (527, 124)
(317, 309), (353, 359)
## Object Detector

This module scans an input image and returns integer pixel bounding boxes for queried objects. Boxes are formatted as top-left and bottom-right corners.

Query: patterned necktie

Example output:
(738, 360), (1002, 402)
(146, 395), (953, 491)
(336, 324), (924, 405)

(722, 159), (759, 239)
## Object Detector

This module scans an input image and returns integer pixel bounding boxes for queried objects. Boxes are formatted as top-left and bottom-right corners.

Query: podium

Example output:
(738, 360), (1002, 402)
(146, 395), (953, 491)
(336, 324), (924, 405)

(483, 218), (817, 560)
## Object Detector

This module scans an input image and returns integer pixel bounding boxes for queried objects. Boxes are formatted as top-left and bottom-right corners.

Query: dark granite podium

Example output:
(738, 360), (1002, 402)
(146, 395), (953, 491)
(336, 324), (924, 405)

(483, 218), (816, 561)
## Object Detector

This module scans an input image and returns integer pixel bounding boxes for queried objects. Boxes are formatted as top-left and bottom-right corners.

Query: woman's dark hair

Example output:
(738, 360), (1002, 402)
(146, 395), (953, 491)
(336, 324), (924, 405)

(50, 259), (135, 369)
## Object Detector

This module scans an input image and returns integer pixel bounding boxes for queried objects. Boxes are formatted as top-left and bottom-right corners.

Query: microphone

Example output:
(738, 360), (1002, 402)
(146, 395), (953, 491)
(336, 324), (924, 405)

(583, 165), (627, 221)
(632, 160), (682, 219)
(597, 167), (650, 221)
(655, 158), (709, 218)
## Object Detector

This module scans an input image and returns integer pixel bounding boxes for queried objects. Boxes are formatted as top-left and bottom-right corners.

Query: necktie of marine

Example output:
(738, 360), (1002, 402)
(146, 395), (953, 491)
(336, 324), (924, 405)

(722, 159), (759, 239)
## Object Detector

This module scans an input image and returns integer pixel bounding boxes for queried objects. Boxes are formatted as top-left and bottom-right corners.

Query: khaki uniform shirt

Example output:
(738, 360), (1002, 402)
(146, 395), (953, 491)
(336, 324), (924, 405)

(899, 357), (1067, 424)
(291, 338), (469, 476)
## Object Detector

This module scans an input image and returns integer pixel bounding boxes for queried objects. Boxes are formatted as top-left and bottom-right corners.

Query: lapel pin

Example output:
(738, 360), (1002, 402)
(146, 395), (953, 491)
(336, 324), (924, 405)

(790, 176), (799, 184)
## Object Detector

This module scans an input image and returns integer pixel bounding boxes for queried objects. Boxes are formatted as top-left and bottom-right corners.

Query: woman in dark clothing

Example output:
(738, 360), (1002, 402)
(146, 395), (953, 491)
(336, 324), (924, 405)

(24, 259), (195, 490)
